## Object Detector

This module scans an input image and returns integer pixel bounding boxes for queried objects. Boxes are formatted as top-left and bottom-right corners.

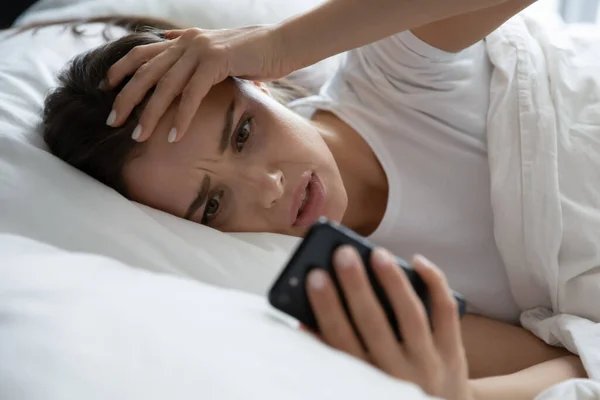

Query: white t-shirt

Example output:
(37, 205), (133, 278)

(289, 31), (521, 323)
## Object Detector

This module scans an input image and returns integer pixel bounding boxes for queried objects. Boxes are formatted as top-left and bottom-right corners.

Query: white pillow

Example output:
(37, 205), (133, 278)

(0, 234), (431, 400)
(15, 0), (342, 94)
(16, 0), (325, 29)
(0, 23), (298, 295)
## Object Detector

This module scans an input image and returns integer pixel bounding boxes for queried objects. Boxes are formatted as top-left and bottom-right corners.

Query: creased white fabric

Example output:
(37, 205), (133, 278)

(485, 12), (600, 396)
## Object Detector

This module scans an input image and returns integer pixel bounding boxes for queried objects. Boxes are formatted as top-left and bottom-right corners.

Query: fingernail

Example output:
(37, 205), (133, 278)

(334, 246), (355, 269)
(97, 79), (108, 90)
(308, 269), (326, 290)
(131, 124), (142, 141)
(106, 110), (116, 126)
(414, 254), (432, 268)
(168, 128), (177, 143)
(373, 248), (393, 268)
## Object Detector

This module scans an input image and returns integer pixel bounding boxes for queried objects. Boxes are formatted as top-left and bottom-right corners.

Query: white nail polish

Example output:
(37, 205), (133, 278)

(168, 128), (177, 143)
(373, 248), (393, 267)
(131, 125), (142, 141)
(335, 247), (355, 269)
(105, 110), (116, 126)
(415, 255), (433, 269)
(309, 270), (326, 290)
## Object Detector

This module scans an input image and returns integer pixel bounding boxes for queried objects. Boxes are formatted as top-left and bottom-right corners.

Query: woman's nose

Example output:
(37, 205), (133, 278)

(241, 167), (284, 208)
(263, 169), (285, 208)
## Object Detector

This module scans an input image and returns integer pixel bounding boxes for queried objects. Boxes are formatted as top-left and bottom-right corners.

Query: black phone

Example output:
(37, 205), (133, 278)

(268, 218), (467, 341)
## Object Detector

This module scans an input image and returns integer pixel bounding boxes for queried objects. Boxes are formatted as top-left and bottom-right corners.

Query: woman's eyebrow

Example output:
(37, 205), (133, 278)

(218, 98), (236, 154)
(185, 174), (211, 221)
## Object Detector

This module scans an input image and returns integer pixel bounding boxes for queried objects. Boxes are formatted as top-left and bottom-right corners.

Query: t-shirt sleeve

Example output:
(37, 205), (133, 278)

(358, 30), (489, 92)
(330, 31), (492, 138)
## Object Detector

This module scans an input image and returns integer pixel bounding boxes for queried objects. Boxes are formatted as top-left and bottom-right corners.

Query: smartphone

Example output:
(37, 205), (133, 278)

(268, 218), (467, 341)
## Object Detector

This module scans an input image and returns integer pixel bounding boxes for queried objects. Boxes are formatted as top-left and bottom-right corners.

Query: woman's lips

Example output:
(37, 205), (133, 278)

(290, 171), (312, 227)
(293, 173), (325, 228)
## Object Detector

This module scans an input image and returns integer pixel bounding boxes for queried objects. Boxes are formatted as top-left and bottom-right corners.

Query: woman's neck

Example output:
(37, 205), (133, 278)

(312, 110), (388, 236)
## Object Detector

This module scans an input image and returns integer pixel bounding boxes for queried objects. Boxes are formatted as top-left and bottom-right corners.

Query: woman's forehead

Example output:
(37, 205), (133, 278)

(137, 80), (253, 164)
(122, 80), (261, 212)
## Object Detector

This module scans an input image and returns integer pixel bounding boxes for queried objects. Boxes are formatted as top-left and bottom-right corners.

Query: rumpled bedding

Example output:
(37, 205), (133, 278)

(485, 12), (600, 398)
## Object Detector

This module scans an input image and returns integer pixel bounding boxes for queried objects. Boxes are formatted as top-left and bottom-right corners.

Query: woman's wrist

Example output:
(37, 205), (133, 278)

(272, 0), (394, 74)
(266, 21), (301, 77)
(271, 0), (510, 75)
(271, 11), (331, 74)
(272, 0), (402, 72)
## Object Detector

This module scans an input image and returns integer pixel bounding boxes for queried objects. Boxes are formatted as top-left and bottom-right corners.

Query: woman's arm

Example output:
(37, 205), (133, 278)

(412, 0), (536, 52)
(461, 314), (573, 378)
(471, 355), (587, 400)
(463, 314), (587, 398)
(107, 0), (525, 140)
(275, 0), (520, 71)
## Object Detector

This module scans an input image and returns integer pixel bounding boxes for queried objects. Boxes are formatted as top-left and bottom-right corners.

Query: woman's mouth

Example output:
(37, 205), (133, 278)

(293, 172), (325, 228)
(297, 184), (310, 218)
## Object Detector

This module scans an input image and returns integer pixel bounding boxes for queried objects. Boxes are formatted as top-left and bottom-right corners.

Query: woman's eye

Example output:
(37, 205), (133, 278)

(234, 118), (252, 152)
(201, 191), (222, 224)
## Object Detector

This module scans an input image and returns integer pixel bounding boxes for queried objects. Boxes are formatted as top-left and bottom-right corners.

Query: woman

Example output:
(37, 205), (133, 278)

(39, 0), (589, 398)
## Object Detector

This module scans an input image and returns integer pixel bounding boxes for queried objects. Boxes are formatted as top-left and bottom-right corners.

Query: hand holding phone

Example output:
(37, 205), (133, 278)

(268, 219), (466, 340)
(304, 246), (473, 400)
(267, 218), (472, 400)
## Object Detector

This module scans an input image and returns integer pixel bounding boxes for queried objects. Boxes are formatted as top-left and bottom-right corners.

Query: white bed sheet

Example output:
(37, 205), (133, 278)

(0, 233), (433, 400)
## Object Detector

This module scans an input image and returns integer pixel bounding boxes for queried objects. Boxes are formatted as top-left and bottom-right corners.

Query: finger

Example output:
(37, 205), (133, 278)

(413, 255), (463, 358)
(106, 41), (172, 89)
(135, 49), (199, 142)
(165, 29), (187, 40)
(306, 269), (367, 360)
(371, 249), (435, 357)
(109, 44), (186, 131)
(333, 246), (402, 371)
(171, 64), (221, 142)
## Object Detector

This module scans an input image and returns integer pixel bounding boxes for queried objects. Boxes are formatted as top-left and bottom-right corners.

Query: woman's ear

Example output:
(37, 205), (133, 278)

(251, 80), (270, 95)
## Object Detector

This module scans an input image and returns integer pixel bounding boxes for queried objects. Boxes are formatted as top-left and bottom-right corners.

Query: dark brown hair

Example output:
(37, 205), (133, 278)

(39, 17), (309, 198)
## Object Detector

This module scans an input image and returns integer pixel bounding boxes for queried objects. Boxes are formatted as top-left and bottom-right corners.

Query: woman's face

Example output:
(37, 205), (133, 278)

(123, 79), (347, 236)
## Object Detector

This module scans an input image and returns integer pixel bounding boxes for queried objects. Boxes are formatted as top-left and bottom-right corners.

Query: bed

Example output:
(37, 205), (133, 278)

(0, 0), (433, 399)
(1, 0), (599, 399)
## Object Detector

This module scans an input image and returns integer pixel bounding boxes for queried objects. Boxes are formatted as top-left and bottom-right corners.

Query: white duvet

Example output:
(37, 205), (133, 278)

(485, 12), (600, 397)
(0, 234), (430, 400)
